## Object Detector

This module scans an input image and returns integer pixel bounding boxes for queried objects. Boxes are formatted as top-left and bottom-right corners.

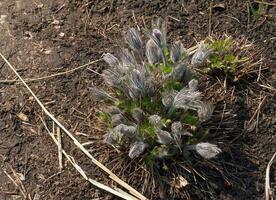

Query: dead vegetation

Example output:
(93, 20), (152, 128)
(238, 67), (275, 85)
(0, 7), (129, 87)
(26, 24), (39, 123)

(0, 0), (275, 200)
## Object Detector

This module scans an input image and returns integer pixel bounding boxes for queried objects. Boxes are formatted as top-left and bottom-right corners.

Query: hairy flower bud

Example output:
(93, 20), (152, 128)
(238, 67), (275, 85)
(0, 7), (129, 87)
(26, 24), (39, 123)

(152, 28), (162, 43)
(148, 115), (162, 127)
(170, 43), (181, 63)
(104, 130), (124, 148)
(121, 48), (136, 68)
(103, 106), (121, 115)
(191, 41), (212, 66)
(128, 141), (148, 159)
(146, 39), (162, 65)
(194, 101), (214, 122)
(156, 129), (172, 144)
(114, 124), (137, 138)
(103, 53), (120, 68)
(162, 90), (178, 107)
(91, 88), (116, 102)
(112, 114), (127, 126)
(188, 79), (198, 92)
(171, 63), (187, 81)
(171, 121), (183, 134)
(125, 28), (143, 51)
(131, 108), (145, 123)
(194, 142), (222, 159)
(173, 88), (201, 109)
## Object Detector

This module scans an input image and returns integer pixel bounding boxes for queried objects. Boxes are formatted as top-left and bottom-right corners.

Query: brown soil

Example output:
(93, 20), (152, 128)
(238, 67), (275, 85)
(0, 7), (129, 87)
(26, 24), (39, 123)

(0, 0), (275, 199)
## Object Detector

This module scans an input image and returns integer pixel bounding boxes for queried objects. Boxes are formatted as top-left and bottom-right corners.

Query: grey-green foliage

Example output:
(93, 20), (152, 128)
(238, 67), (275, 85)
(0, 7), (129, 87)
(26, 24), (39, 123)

(92, 19), (221, 166)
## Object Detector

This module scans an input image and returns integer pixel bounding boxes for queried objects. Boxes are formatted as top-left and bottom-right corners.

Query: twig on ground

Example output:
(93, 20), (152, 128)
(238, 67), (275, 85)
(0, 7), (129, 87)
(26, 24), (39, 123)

(3, 170), (28, 199)
(168, 15), (180, 22)
(3, 163), (31, 200)
(208, 3), (212, 36)
(43, 171), (64, 183)
(0, 59), (102, 84)
(132, 10), (140, 31)
(40, 116), (138, 200)
(0, 52), (147, 200)
(57, 127), (63, 171)
(265, 152), (276, 200)
(247, 95), (267, 131)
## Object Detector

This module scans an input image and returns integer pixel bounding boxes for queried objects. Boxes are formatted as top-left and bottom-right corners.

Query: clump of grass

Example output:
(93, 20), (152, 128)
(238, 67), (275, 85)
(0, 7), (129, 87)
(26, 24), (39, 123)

(250, 1), (267, 20)
(92, 19), (222, 173)
(204, 36), (249, 74)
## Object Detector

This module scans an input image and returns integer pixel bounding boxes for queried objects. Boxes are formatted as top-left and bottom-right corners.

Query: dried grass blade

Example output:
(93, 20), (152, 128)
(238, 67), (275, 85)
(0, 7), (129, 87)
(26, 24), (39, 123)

(0, 52), (147, 200)
(40, 117), (138, 200)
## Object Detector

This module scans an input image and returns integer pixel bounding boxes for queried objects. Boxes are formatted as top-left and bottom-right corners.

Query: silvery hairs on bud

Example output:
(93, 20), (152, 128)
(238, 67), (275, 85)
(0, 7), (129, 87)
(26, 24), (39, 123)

(103, 53), (120, 68)
(104, 130), (124, 148)
(145, 78), (158, 97)
(125, 28), (143, 52)
(112, 114), (128, 126)
(161, 90), (178, 107)
(113, 124), (137, 138)
(151, 18), (167, 48)
(171, 121), (183, 145)
(91, 87), (117, 102)
(128, 141), (148, 159)
(103, 106), (121, 115)
(130, 69), (146, 93)
(172, 88), (201, 110)
(188, 79), (198, 92)
(171, 121), (183, 134)
(146, 39), (163, 65)
(194, 101), (214, 122)
(156, 129), (173, 145)
(170, 42), (181, 63)
(193, 142), (222, 159)
(191, 41), (212, 66)
(170, 63), (187, 81)
(148, 114), (162, 127)
(131, 108), (145, 123)
(120, 48), (136, 68)
(102, 69), (121, 87)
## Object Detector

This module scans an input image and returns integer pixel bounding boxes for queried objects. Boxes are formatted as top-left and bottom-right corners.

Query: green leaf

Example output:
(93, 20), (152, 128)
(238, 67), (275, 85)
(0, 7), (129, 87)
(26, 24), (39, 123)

(161, 118), (172, 127)
(210, 38), (233, 52)
(163, 47), (170, 58)
(162, 163), (169, 171)
(180, 50), (188, 61)
(99, 111), (112, 127)
(160, 63), (173, 74)
(99, 111), (111, 121)
(209, 55), (224, 69)
(141, 96), (158, 113)
(147, 63), (157, 72)
(163, 80), (182, 91)
(224, 54), (236, 63)
(139, 121), (157, 139)
(181, 113), (198, 125)
(116, 99), (137, 113)
(250, 2), (265, 20)
(144, 146), (159, 166)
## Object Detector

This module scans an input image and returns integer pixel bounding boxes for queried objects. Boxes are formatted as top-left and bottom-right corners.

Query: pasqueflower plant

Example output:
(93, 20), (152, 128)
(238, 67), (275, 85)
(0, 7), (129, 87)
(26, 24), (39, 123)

(92, 19), (221, 169)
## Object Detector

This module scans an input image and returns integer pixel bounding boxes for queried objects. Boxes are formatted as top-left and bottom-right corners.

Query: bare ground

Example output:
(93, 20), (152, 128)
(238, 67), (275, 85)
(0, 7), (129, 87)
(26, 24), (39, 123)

(0, 0), (275, 199)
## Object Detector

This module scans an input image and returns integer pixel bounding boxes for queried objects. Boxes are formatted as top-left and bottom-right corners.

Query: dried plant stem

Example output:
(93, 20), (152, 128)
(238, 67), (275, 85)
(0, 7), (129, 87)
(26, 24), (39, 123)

(0, 59), (102, 84)
(265, 152), (276, 200)
(40, 116), (138, 200)
(56, 126), (63, 171)
(188, 43), (200, 55)
(3, 170), (28, 199)
(0, 52), (147, 200)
